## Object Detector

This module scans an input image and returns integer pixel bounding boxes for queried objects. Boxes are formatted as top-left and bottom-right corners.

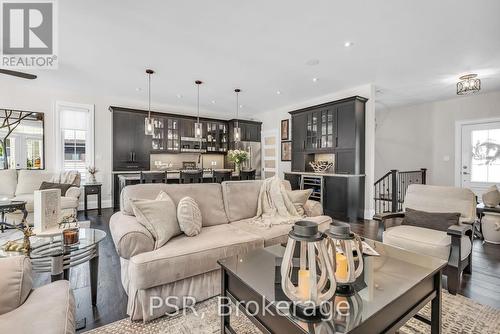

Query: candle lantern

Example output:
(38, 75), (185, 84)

(281, 221), (337, 308)
(325, 222), (363, 294)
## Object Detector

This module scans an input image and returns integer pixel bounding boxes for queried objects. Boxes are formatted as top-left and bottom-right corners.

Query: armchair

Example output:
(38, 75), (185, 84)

(374, 184), (476, 294)
(0, 256), (76, 334)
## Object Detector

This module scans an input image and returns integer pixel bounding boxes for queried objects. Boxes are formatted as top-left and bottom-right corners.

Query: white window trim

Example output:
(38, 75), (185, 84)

(54, 101), (95, 172)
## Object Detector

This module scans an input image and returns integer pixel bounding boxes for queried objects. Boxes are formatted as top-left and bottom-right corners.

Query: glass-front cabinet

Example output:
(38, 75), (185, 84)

(306, 111), (319, 150)
(151, 118), (165, 150)
(320, 108), (335, 149)
(305, 108), (335, 151)
(206, 121), (228, 152)
(166, 118), (179, 152)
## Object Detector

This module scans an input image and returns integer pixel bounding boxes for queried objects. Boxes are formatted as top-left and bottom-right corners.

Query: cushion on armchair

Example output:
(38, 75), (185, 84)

(39, 182), (72, 196)
(0, 256), (32, 315)
(402, 208), (460, 232)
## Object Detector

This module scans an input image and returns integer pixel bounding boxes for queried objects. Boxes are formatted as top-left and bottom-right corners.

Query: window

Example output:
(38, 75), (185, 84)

(55, 102), (94, 181)
(471, 127), (500, 183)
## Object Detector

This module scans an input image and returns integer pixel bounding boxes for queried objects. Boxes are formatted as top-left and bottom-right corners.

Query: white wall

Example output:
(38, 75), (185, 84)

(375, 90), (500, 186)
(254, 84), (376, 219)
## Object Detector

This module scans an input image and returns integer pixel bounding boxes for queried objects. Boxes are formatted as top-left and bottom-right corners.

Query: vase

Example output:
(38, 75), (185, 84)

(234, 163), (240, 174)
(482, 185), (500, 208)
(482, 212), (500, 244)
(89, 174), (97, 184)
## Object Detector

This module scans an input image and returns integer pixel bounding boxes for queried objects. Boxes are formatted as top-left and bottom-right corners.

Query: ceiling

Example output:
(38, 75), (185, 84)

(2, 0), (500, 117)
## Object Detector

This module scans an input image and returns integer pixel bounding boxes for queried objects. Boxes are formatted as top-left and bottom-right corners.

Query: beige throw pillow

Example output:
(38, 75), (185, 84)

(287, 189), (313, 216)
(132, 192), (181, 249)
(177, 196), (202, 236)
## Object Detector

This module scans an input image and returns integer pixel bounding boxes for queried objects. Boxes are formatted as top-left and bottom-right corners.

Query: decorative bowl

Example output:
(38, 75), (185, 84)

(309, 161), (334, 173)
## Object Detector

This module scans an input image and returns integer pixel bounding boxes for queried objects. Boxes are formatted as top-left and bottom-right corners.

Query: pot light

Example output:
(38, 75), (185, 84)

(176, 94), (183, 98)
(135, 87), (142, 92)
(239, 104), (244, 108)
(312, 77), (318, 82)
(276, 90), (281, 95)
(211, 100), (216, 104)
(344, 41), (354, 47)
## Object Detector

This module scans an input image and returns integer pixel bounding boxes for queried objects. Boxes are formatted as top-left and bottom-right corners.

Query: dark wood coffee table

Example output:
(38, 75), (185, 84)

(218, 240), (447, 334)
(0, 200), (28, 232)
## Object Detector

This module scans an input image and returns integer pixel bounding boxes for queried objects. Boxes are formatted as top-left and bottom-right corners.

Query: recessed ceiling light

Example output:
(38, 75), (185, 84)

(239, 104), (244, 108)
(344, 41), (354, 47)
(211, 100), (216, 104)
(306, 59), (320, 66)
(276, 90), (281, 95)
(312, 78), (318, 82)
(135, 87), (142, 92)
(176, 94), (183, 98)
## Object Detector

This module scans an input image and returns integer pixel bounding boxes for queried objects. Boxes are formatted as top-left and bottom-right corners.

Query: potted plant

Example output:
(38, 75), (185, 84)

(87, 166), (98, 184)
(228, 149), (249, 174)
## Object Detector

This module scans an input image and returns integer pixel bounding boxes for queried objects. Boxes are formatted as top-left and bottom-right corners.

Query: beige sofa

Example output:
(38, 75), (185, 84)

(110, 180), (331, 321)
(0, 256), (75, 334)
(0, 169), (81, 225)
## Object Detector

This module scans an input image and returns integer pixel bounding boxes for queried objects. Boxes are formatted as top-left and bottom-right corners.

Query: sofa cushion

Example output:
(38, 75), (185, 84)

(0, 280), (75, 334)
(15, 170), (54, 196)
(128, 224), (264, 290)
(122, 183), (229, 227)
(177, 197), (202, 236)
(287, 189), (313, 216)
(39, 182), (72, 196)
(221, 180), (263, 222)
(0, 256), (32, 316)
(0, 169), (17, 198)
(402, 208), (460, 232)
(383, 225), (472, 261)
(231, 215), (332, 247)
(13, 194), (78, 212)
(132, 197), (181, 249)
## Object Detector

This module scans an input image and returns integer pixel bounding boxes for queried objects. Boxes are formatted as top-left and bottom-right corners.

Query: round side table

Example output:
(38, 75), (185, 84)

(482, 212), (500, 244)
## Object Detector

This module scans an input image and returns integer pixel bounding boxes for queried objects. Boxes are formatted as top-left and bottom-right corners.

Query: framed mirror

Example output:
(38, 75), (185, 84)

(0, 109), (45, 169)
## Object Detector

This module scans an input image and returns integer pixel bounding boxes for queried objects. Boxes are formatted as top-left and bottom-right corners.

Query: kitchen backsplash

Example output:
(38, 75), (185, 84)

(150, 153), (226, 170)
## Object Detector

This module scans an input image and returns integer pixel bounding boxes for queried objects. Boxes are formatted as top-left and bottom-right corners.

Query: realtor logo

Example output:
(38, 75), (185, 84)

(1, 0), (58, 69)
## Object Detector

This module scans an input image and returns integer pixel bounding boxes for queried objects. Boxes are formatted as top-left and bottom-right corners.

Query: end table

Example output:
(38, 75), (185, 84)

(83, 183), (102, 216)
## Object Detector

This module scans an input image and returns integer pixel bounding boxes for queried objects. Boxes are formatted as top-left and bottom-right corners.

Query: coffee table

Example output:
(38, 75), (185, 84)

(0, 227), (106, 307)
(0, 200), (28, 233)
(218, 239), (447, 334)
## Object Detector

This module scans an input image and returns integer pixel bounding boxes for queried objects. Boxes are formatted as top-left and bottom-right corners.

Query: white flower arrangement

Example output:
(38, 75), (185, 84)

(228, 149), (249, 164)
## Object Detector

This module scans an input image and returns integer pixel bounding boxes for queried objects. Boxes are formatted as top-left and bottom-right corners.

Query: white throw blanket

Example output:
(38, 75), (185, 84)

(252, 176), (303, 228)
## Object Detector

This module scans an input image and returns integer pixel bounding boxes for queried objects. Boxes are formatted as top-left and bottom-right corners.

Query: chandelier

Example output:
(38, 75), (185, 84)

(456, 74), (481, 95)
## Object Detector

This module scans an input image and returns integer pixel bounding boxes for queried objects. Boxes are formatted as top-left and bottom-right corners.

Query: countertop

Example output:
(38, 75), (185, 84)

(116, 169), (239, 181)
(284, 171), (365, 178)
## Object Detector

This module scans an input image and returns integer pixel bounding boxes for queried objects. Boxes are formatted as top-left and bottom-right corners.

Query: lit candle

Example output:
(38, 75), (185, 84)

(298, 269), (310, 300)
(336, 253), (348, 281)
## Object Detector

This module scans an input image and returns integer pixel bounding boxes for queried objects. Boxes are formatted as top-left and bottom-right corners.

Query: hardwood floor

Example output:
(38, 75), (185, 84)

(31, 209), (500, 332)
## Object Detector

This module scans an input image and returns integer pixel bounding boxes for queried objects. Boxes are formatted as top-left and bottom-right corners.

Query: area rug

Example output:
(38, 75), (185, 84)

(86, 292), (500, 334)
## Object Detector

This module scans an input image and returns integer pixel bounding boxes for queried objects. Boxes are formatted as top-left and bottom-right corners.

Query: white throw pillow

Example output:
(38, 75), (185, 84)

(132, 192), (181, 249)
(177, 196), (202, 236)
(287, 189), (313, 216)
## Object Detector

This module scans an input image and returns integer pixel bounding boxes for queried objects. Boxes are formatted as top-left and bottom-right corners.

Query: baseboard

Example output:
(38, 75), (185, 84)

(364, 209), (375, 220)
(78, 199), (113, 211)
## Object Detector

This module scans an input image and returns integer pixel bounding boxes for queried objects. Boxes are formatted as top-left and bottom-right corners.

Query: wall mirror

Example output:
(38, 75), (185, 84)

(0, 109), (45, 169)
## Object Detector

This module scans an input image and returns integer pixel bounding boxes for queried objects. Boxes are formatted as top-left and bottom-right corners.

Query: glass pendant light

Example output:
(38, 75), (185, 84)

(194, 80), (203, 139)
(144, 69), (154, 135)
(234, 89), (241, 143)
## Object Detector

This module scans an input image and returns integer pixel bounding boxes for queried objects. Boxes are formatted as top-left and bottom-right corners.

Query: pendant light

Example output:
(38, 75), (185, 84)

(144, 69), (154, 135)
(234, 89), (241, 143)
(194, 80), (203, 139)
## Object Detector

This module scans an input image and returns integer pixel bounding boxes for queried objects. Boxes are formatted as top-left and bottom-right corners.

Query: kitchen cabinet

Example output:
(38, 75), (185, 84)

(228, 120), (262, 143)
(111, 108), (151, 171)
(289, 96), (366, 174)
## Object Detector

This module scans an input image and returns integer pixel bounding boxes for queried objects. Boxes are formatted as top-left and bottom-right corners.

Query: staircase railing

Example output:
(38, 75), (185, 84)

(374, 168), (427, 215)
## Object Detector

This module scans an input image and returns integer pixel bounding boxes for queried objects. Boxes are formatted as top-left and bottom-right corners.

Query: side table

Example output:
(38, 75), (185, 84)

(0, 200), (28, 233)
(83, 183), (102, 216)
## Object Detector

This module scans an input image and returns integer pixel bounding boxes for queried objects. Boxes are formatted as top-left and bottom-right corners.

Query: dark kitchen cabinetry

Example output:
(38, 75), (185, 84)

(228, 120), (262, 143)
(180, 118), (196, 138)
(206, 121), (228, 152)
(112, 108), (151, 171)
(289, 96), (366, 174)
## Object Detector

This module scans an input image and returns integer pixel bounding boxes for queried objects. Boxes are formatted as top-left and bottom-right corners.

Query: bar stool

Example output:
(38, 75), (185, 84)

(140, 171), (167, 184)
(239, 169), (256, 181)
(180, 170), (203, 184)
(212, 170), (232, 183)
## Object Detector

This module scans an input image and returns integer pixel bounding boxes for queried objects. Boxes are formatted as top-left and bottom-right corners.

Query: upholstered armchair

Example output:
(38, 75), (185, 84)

(374, 184), (476, 294)
(0, 256), (76, 334)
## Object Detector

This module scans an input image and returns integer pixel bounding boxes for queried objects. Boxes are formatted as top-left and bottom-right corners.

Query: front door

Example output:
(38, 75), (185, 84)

(460, 121), (500, 197)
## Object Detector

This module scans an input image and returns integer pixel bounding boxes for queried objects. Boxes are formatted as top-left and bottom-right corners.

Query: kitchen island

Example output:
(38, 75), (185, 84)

(113, 170), (240, 209)
(284, 171), (365, 222)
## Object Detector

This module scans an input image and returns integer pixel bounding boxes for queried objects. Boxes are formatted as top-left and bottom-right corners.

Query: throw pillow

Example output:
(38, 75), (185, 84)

(177, 196), (202, 236)
(132, 194), (181, 249)
(402, 208), (460, 232)
(39, 182), (72, 196)
(287, 189), (313, 216)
